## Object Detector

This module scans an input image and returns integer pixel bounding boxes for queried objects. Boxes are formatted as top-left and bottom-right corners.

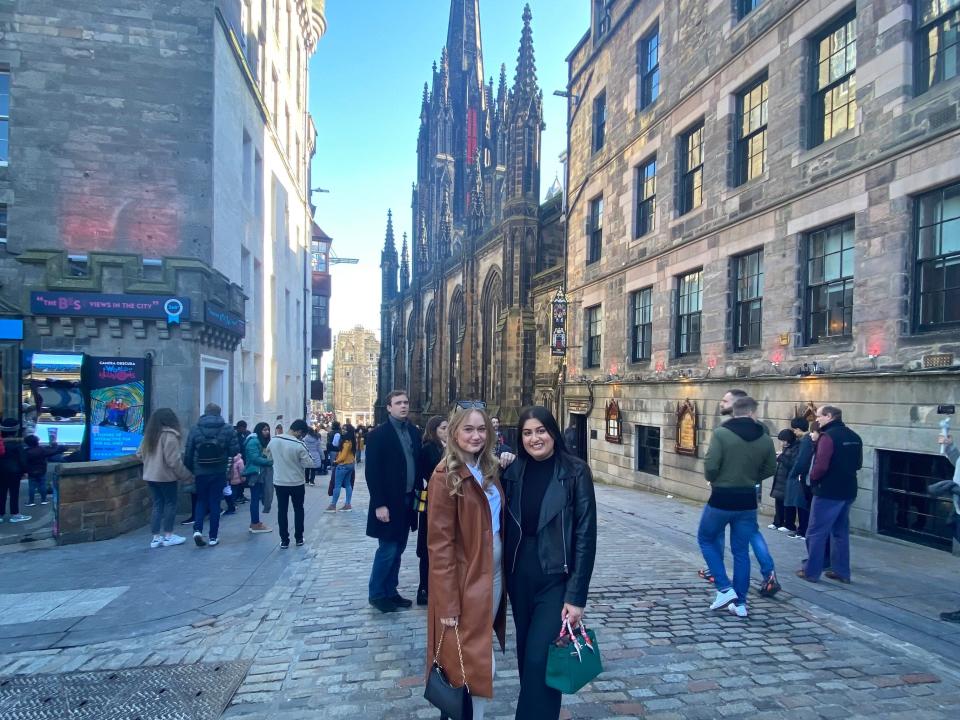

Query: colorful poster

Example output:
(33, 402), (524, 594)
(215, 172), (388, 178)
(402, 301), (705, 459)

(88, 357), (149, 460)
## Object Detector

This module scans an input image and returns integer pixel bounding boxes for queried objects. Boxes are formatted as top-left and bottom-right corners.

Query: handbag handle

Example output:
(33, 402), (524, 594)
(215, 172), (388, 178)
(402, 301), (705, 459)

(434, 623), (469, 691)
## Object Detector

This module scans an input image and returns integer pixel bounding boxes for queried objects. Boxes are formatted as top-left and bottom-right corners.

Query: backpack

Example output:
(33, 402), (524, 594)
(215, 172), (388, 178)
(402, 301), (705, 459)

(195, 434), (226, 472)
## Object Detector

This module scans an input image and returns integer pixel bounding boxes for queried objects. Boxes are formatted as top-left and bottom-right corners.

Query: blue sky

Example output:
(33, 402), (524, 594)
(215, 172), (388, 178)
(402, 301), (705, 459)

(308, 0), (590, 347)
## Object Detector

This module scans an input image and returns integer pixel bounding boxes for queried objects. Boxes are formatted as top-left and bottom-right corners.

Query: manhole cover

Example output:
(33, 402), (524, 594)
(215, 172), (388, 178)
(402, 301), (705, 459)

(0, 660), (250, 720)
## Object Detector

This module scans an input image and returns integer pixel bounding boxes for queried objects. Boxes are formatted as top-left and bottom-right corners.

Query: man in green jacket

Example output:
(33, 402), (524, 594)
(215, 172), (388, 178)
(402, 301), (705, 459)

(698, 395), (777, 618)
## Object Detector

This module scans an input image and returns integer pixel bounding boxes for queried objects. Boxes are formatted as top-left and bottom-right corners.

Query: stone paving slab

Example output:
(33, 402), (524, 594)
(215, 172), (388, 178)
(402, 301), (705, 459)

(0, 472), (958, 719)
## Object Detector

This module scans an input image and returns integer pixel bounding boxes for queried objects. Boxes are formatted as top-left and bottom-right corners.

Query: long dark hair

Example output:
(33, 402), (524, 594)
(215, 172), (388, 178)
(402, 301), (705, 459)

(423, 415), (445, 446)
(252, 422), (270, 447)
(141, 408), (182, 457)
(342, 424), (356, 447)
(516, 405), (569, 461)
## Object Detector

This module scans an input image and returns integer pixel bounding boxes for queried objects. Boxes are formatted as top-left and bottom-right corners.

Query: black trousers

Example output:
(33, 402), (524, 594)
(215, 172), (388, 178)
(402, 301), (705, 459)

(507, 539), (565, 720)
(773, 499), (796, 530)
(275, 485), (305, 544)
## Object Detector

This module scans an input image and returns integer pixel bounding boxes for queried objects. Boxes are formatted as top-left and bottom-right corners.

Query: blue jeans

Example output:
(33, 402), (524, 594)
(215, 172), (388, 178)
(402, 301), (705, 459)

(332, 463), (354, 505)
(28, 475), (48, 504)
(803, 497), (853, 580)
(750, 530), (774, 577)
(193, 473), (224, 539)
(698, 505), (758, 605)
(249, 481), (263, 525)
(368, 532), (409, 601)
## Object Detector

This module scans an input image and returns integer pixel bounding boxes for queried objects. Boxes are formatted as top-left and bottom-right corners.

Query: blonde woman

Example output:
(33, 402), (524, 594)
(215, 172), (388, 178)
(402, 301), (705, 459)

(425, 402), (504, 720)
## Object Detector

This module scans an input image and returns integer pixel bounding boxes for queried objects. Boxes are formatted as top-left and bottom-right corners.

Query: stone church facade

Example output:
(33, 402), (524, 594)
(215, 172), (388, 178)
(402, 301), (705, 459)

(376, 1), (564, 425)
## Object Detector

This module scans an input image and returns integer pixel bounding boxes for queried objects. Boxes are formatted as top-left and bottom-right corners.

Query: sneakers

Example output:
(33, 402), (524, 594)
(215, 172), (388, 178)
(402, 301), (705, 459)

(341, 504), (353, 511)
(208, 538), (219, 546)
(295, 540), (304, 547)
(193, 531), (207, 547)
(777, 526), (791, 532)
(759, 571), (781, 598)
(25, 502), (37, 507)
(794, 533), (805, 540)
(280, 541), (290, 550)
(40, 501), (49, 505)
(709, 588), (738, 610)
(787, 531), (798, 538)
(941, 609), (960, 624)
(180, 518), (195, 526)
(249, 523), (273, 534)
(220, 509), (236, 517)
(9, 514), (31, 523)
(767, 523), (777, 529)
(697, 568), (716, 584)
(325, 504), (337, 512)
(824, 570), (851, 584)
(728, 603), (748, 618)
(162, 534), (186, 547)
(150, 536), (163, 549)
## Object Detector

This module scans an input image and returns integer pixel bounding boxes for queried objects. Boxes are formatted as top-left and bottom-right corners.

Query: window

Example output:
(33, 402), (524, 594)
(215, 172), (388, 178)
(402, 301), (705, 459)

(67, 254), (89, 277)
(592, 92), (606, 152)
(812, 13), (857, 146)
(0, 70), (8, 163)
(587, 196), (604, 264)
(878, 449), (957, 551)
(806, 219), (855, 343)
(586, 305), (602, 368)
(254, 151), (264, 218)
(734, 249), (764, 350)
(593, 0), (612, 40)
(638, 24), (660, 109)
(0, 204), (6, 244)
(635, 158), (656, 237)
(737, 0), (762, 20)
(630, 288), (653, 362)
(676, 269), (703, 356)
(635, 424), (660, 475)
(736, 75), (768, 184)
(917, 0), (960, 92)
(678, 122), (704, 214)
(915, 181), (960, 330)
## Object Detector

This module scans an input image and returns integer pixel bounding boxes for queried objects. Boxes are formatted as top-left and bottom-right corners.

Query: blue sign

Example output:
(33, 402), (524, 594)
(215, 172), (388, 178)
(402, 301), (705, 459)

(0, 318), (23, 340)
(30, 292), (191, 322)
(204, 303), (246, 337)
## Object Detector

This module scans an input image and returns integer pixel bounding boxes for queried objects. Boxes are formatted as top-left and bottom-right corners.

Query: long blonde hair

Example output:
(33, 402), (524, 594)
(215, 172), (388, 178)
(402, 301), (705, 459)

(441, 406), (499, 497)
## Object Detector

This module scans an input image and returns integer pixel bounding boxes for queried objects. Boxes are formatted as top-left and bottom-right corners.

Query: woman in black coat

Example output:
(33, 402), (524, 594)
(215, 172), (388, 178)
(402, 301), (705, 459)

(771, 429), (801, 532)
(501, 405), (597, 720)
(414, 415), (447, 606)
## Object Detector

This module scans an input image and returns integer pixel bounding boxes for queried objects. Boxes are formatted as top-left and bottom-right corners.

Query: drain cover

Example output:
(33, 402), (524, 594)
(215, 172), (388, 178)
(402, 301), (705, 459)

(0, 660), (250, 720)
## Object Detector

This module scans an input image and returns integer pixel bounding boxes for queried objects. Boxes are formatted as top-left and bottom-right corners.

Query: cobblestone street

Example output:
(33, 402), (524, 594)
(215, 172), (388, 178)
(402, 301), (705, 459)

(2, 467), (960, 719)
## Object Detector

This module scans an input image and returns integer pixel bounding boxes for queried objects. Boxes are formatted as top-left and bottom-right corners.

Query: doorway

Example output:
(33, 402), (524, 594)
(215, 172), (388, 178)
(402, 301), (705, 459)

(200, 355), (230, 419)
(571, 414), (588, 462)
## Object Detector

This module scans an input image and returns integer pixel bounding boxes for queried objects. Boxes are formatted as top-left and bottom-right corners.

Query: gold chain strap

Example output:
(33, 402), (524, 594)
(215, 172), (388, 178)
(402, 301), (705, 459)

(433, 623), (469, 692)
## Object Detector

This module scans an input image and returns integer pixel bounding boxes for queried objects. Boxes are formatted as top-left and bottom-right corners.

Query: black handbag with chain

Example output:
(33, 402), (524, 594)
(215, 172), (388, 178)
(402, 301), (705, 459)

(423, 624), (473, 720)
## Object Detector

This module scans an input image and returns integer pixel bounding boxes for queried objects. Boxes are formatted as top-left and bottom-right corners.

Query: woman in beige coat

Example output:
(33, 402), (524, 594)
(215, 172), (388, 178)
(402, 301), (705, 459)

(137, 408), (193, 548)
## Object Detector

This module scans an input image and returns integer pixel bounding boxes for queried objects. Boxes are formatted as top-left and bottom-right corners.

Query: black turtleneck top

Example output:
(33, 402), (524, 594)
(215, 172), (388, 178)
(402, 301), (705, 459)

(521, 453), (556, 536)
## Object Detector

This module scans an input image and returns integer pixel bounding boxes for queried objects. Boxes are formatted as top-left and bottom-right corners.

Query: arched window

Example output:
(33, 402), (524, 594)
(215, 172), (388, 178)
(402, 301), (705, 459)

(392, 317), (404, 389)
(406, 314), (417, 398)
(424, 301), (436, 408)
(480, 269), (503, 403)
(448, 288), (465, 402)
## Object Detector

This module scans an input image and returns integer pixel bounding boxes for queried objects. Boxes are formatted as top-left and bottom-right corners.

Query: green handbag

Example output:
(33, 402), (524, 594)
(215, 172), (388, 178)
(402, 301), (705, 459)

(545, 621), (603, 694)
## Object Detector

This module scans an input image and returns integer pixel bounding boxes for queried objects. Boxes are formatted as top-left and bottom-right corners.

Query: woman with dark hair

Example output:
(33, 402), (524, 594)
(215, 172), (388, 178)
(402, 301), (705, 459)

(771, 429), (801, 533)
(501, 405), (598, 719)
(242, 422), (273, 533)
(137, 408), (193, 548)
(327, 424), (356, 512)
(415, 415), (448, 606)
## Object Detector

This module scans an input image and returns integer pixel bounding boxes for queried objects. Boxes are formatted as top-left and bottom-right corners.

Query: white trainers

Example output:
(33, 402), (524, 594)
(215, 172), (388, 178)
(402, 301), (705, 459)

(150, 536), (163, 549)
(709, 587), (739, 610)
(162, 534), (186, 547)
(193, 531), (207, 547)
(767, 523), (777, 529)
(9, 514), (31, 523)
(777, 526), (791, 532)
(728, 603), (748, 618)
(208, 538), (219, 546)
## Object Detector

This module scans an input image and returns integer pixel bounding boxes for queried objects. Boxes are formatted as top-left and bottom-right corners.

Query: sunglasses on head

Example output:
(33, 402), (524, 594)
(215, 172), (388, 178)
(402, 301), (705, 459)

(456, 400), (487, 410)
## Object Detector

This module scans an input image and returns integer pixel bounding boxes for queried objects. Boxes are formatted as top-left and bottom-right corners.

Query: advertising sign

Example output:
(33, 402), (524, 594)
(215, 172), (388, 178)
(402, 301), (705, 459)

(88, 357), (149, 460)
(30, 292), (189, 324)
(204, 303), (246, 337)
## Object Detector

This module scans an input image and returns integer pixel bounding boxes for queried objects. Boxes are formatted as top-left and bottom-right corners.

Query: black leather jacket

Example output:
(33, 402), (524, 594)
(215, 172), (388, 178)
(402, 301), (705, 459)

(502, 452), (597, 607)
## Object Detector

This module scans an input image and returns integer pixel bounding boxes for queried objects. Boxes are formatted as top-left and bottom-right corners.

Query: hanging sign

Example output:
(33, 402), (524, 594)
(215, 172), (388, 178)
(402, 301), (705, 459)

(551, 289), (567, 357)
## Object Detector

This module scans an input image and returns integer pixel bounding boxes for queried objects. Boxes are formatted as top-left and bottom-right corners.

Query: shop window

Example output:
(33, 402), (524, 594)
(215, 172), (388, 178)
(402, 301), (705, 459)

(877, 449), (956, 551)
(635, 424), (660, 475)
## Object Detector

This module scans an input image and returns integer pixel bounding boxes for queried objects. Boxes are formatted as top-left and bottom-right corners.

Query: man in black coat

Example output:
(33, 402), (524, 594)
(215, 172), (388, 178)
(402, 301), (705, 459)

(365, 390), (421, 613)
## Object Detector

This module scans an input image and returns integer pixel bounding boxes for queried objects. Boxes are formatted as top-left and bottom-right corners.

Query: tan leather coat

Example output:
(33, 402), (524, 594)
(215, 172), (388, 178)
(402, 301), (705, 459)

(425, 462), (506, 699)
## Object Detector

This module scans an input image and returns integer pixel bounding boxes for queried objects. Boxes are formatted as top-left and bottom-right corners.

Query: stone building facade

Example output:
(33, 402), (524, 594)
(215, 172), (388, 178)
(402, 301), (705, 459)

(333, 326), (379, 427)
(555, 0), (960, 550)
(0, 0), (325, 437)
(376, 0), (565, 425)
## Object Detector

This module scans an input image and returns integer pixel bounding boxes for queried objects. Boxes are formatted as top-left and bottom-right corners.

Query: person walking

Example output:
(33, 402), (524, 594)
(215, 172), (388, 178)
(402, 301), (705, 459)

(490, 415), (512, 457)
(23, 434), (64, 507)
(302, 426), (323, 486)
(267, 419), (317, 549)
(699, 395), (777, 618)
(771, 429), (801, 533)
(365, 390), (421, 613)
(933, 431), (960, 623)
(136, 408), (193, 548)
(184, 403), (239, 547)
(797, 405), (863, 583)
(242, 422), (273, 534)
(355, 426), (365, 465)
(0, 418), (30, 524)
(327, 424), (355, 512)
(415, 415), (447, 606)
(502, 405), (597, 720)
(426, 403), (505, 720)
(233, 421), (251, 503)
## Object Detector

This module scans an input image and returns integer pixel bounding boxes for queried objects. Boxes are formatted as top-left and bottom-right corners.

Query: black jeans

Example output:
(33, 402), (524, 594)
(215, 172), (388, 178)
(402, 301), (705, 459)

(773, 499), (796, 531)
(0, 473), (20, 515)
(507, 538), (565, 720)
(275, 484), (305, 544)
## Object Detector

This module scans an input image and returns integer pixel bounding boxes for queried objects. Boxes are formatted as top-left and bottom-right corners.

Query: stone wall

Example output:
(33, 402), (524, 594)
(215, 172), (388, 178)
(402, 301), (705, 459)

(55, 456), (151, 545)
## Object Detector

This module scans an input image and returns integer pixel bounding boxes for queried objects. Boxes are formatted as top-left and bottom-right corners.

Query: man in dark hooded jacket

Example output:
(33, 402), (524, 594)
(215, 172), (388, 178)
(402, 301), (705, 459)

(184, 403), (239, 546)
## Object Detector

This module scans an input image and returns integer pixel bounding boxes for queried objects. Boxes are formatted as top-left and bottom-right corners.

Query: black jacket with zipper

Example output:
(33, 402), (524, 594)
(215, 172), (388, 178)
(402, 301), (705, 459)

(502, 452), (597, 607)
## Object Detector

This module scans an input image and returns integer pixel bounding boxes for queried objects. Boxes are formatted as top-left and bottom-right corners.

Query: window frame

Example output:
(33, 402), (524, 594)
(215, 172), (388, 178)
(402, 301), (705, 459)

(736, 0), (762, 21)
(676, 269), (703, 357)
(678, 122), (704, 215)
(914, 180), (960, 332)
(733, 248), (764, 351)
(0, 69), (9, 165)
(635, 157), (656, 238)
(586, 304), (602, 369)
(810, 11), (858, 147)
(634, 424), (661, 476)
(630, 287), (653, 362)
(638, 23), (660, 110)
(587, 195), (604, 264)
(916, 0), (960, 93)
(805, 218), (855, 344)
(735, 74), (769, 185)
(592, 91), (607, 153)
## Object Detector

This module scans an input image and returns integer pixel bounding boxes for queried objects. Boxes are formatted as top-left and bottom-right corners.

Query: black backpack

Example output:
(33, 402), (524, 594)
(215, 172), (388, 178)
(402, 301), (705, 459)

(195, 434), (226, 472)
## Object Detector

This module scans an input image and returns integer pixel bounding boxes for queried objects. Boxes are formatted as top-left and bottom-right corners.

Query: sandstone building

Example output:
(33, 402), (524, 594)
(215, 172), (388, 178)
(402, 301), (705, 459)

(333, 326), (379, 427)
(376, 0), (564, 425)
(555, 0), (960, 550)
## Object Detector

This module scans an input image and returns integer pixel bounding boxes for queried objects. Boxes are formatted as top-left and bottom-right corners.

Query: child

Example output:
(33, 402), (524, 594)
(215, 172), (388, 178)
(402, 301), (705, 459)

(24, 434), (63, 506)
